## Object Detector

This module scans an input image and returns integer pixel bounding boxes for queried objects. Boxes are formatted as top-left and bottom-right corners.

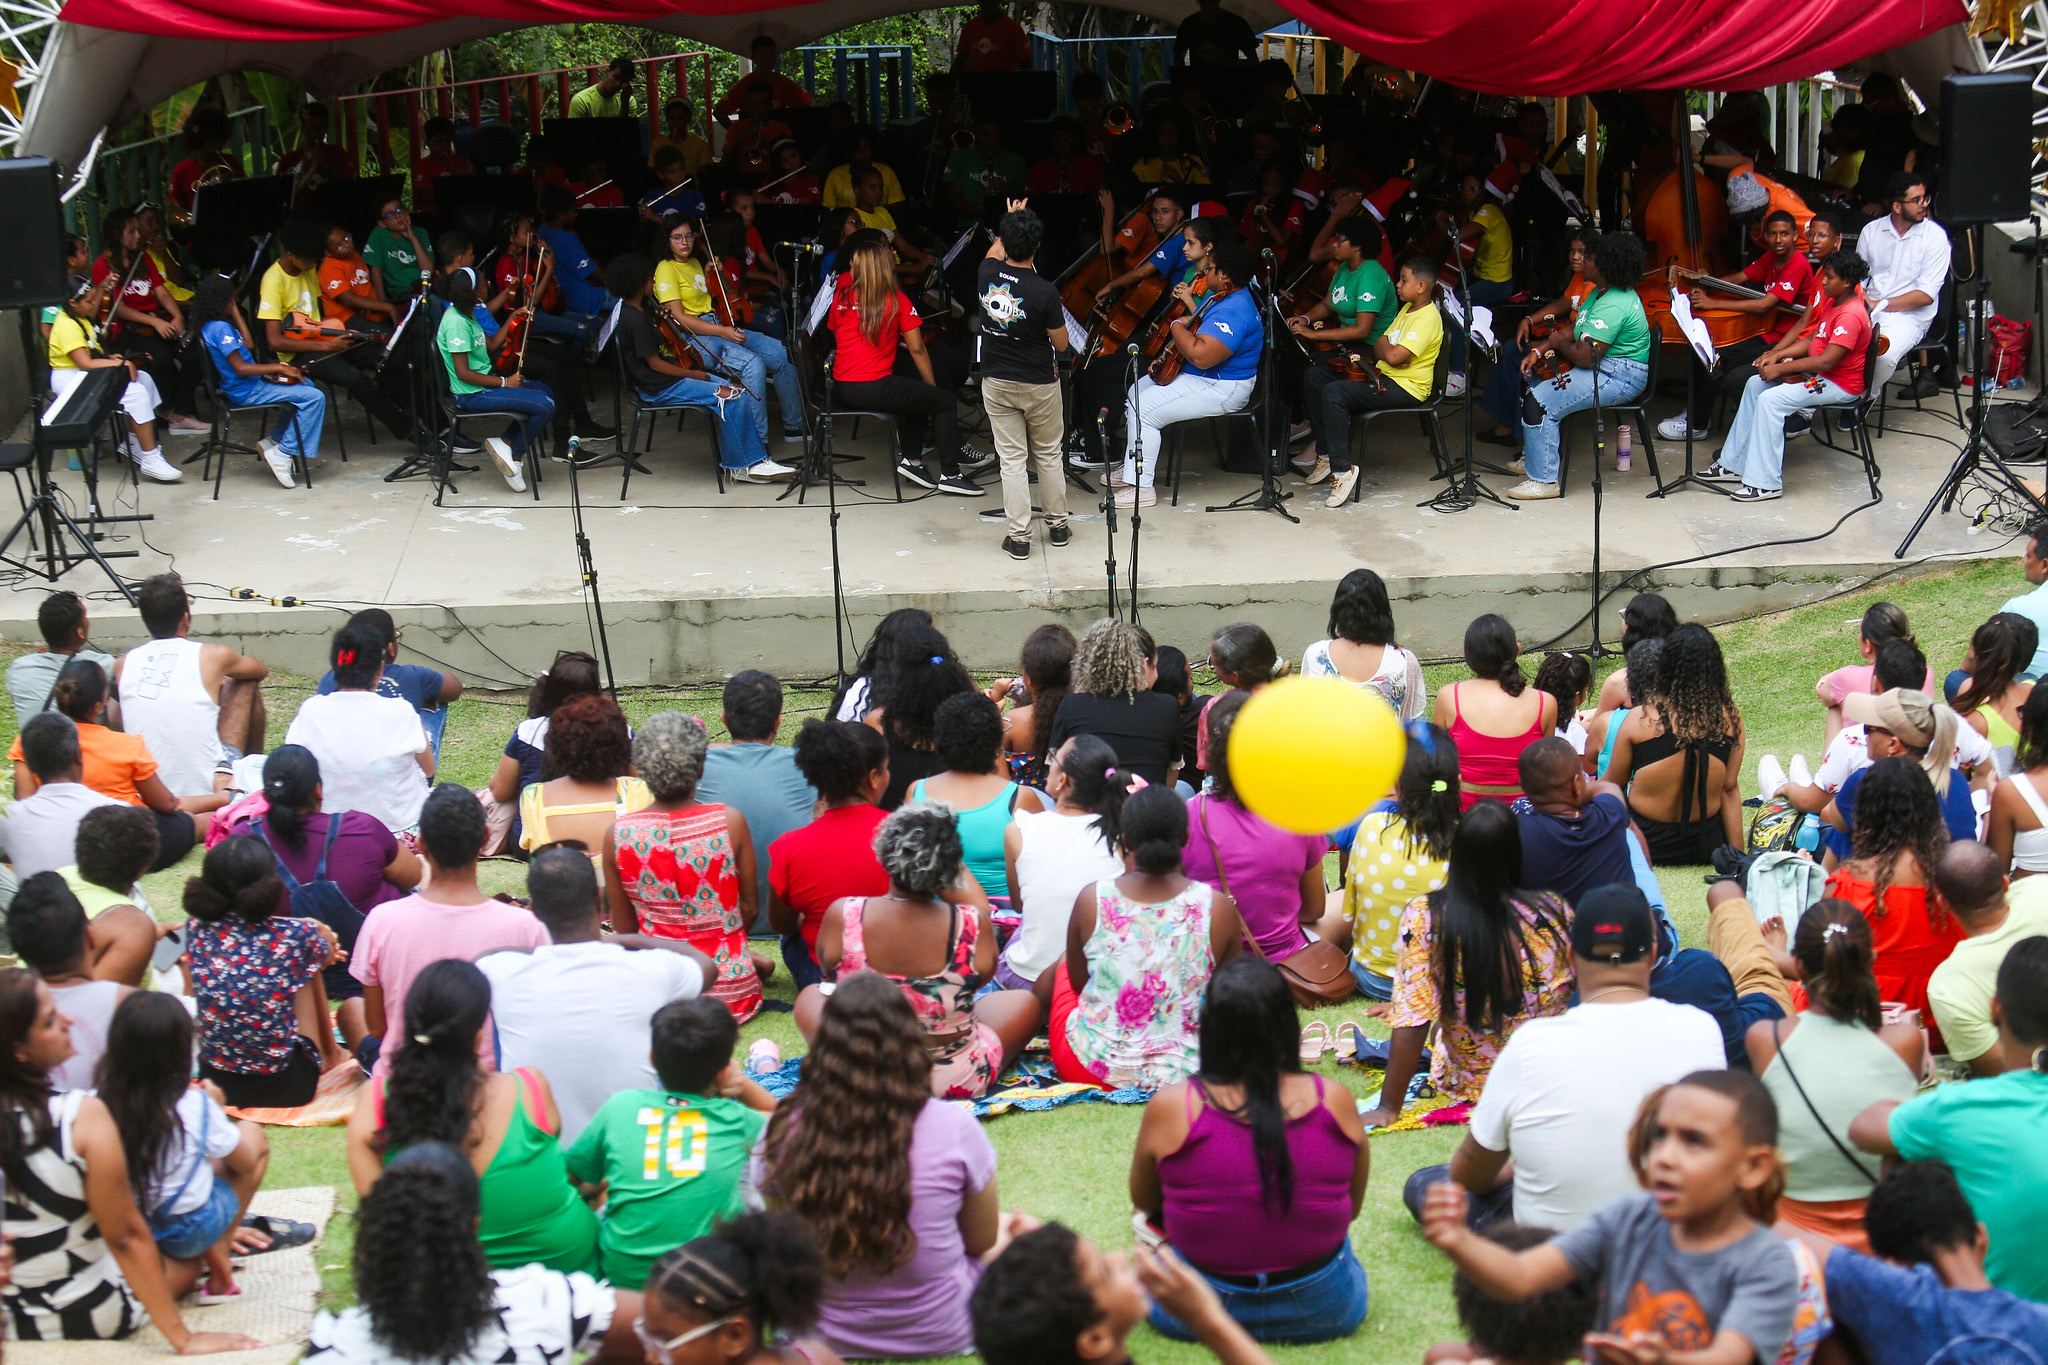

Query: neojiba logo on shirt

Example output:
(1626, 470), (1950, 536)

(1216, 321), (1234, 335)
(981, 282), (1026, 325)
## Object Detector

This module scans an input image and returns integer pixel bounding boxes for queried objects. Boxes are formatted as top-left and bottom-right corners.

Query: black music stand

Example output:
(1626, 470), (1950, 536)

(0, 313), (139, 602)
(1651, 307), (1735, 500)
(1423, 260), (1513, 513)
(1205, 271), (1298, 523)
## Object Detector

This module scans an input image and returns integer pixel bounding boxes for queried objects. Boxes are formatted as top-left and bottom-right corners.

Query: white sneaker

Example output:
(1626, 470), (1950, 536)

(1657, 414), (1707, 441)
(484, 437), (525, 491)
(1756, 753), (1788, 801)
(1506, 479), (1559, 500)
(1325, 467), (1359, 507)
(132, 448), (182, 483)
(1113, 485), (1157, 509)
(257, 439), (295, 489)
(1445, 372), (1467, 397)
(1788, 753), (1812, 789)
(740, 459), (796, 481)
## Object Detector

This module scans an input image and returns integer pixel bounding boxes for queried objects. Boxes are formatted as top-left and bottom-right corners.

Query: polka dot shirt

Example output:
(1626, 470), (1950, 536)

(1342, 809), (1449, 978)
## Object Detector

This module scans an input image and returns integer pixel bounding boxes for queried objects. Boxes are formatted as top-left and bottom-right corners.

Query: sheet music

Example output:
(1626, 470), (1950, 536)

(592, 300), (622, 356)
(1537, 163), (1587, 218)
(1471, 306), (1497, 353)
(1671, 293), (1717, 368)
(806, 278), (835, 335)
(941, 226), (980, 269)
(1062, 305), (1088, 342)
(1441, 291), (1466, 325)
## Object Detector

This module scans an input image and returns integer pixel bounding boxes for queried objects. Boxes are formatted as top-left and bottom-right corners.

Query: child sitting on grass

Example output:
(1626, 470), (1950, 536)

(565, 997), (777, 1288)
(636, 1212), (836, 1365)
(1424, 1071), (1802, 1365)
(1427, 1224), (1598, 1365)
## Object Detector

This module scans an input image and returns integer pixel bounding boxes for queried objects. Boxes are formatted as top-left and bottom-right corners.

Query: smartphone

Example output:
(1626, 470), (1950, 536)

(151, 923), (187, 975)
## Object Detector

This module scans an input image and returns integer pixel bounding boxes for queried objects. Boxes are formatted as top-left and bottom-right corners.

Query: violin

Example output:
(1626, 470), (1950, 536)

(94, 250), (147, 339)
(1275, 257), (1336, 317)
(492, 298), (536, 376)
(697, 220), (753, 328)
(1667, 264), (1808, 317)
(521, 239), (563, 314)
(1146, 275), (1221, 385)
(655, 302), (743, 382)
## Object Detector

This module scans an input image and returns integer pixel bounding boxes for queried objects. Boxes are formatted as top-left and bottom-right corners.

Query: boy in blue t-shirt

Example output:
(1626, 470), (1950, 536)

(190, 273), (325, 490)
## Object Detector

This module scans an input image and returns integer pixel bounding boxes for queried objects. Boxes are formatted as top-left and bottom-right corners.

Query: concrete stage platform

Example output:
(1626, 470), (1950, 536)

(0, 384), (2021, 684)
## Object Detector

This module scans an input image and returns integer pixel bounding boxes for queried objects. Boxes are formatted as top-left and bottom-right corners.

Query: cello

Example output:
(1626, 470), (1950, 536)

(1631, 91), (1766, 354)
(1059, 201), (1159, 324)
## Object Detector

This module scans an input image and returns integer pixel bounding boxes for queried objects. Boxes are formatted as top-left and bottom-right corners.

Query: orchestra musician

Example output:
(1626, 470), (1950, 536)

(433, 264), (552, 493)
(723, 81), (794, 170)
(723, 189), (789, 338)
(362, 195), (435, 304)
(1130, 114), (1211, 187)
(411, 117), (472, 217)
(651, 217), (806, 448)
(134, 203), (191, 304)
(45, 273), (180, 484)
(1478, 225), (1597, 447)
(275, 102), (355, 211)
(1298, 258), (1444, 509)
(448, 229), (615, 454)
(765, 140), (822, 205)
(190, 271), (324, 490)
(169, 107), (239, 224)
(1778, 207), (1849, 441)
(317, 225), (401, 337)
(1074, 196), (1207, 471)
(955, 0), (1031, 73)
(649, 99), (714, 176)
(1286, 213), (1396, 482)
(822, 130), (906, 209)
(851, 165), (936, 274)
(943, 122), (1028, 227)
(714, 37), (812, 120)
(1656, 208), (1812, 442)
(1025, 119), (1106, 197)
(1445, 168), (1515, 380)
(639, 147), (709, 222)
(537, 188), (615, 339)
(1509, 232), (1652, 501)
(91, 207), (203, 433)
(1092, 190), (1192, 307)
(257, 219), (418, 449)
(1117, 239), (1265, 510)
(1701, 250), (1874, 504)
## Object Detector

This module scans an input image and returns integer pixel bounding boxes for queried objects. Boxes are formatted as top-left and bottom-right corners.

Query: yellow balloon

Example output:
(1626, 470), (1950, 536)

(1227, 676), (1407, 835)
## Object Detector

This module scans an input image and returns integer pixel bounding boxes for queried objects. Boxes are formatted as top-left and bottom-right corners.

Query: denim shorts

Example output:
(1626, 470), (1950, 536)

(1348, 960), (1393, 1001)
(1148, 1238), (1369, 1344)
(151, 1174), (239, 1261)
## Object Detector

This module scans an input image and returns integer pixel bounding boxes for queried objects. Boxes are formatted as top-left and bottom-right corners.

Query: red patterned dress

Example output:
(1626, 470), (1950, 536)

(611, 803), (761, 1021)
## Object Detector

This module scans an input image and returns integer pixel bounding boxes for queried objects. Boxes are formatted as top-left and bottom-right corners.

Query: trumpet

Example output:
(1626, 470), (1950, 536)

(1102, 103), (1136, 136)
(171, 163), (234, 229)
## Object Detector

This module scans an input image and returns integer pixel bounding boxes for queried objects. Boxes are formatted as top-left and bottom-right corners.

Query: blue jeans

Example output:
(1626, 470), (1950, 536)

(1149, 1240), (1368, 1344)
(533, 310), (596, 345)
(1349, 960), (1393, 1000)
(455, 381), (555, 458)
(641, 378), (769, 469)
(1716, 374), (1851, 492)
(697, 332), (803, 440)
(221, 377), (326, 459)
(781, 933), (824, 990)
(1449, 277), (1515, 372)
(1520, 357), (1649, 484)
(749, 304), (787, 341)
(1626, 832), (1682, 958)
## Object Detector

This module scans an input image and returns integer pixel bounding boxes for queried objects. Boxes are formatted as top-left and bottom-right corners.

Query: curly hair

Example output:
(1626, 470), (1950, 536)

(1849, 756), (1951, 924)
(2015, 682), (2048, 773)
(971, 1223), (1103, 1365)
(874, 625), (975, 750)
(1070, 618), (1149, 700)
(353, 1144), (499, 1364)
(873, 802), (965, 899)
(1453, 1224), (1597, 1364)
(635, 710), (711, 802)
(836, 609), (933, 722)
(75, 805), (158, 894)
(933, 692), (1004, 775)
(183, 836), (286, 925)
(375, 959), (490, 1157)
(1623, 638), (1664, 708)
(1654, 623), (1738, 745)
(792, 718), (887, 803)
(646, 1212), (826, 1344)
(544, 693), (632, 784)
(763, 972), (932, 1276)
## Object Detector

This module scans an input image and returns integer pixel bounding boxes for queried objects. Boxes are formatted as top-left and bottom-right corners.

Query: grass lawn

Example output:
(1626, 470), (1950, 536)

(5, 551), (2027, 1363)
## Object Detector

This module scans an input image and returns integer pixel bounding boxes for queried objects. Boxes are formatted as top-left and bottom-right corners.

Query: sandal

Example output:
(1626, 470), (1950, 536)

(1298, 1020), (1332, 1065)
(1332, 1020), (1365, 1063)
(195, 1282), (243, 1307)
(239, 1214), (317, 1253)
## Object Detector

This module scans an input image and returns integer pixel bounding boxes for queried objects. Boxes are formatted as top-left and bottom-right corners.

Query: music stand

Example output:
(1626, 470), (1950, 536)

(1423, 257), (1514, 513)
(1205, 269), (1298, 522)
(1650, 300), (1735, 500)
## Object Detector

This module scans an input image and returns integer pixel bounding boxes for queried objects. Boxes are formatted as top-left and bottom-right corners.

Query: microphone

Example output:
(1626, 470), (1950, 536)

(1127, 342), (1141, 355)
(782, 241), (825, 254)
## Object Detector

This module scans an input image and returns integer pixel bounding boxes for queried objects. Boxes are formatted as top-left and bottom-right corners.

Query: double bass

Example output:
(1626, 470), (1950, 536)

(1630, 91), (1766, 355)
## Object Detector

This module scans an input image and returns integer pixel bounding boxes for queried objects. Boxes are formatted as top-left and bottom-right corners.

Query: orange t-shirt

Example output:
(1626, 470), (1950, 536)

(319, 255), (378, 323)
(9, 722), (155, 805)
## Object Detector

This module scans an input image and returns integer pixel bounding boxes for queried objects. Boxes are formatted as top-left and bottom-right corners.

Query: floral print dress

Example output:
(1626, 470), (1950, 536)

(185, 916), (326, 1076)
(1063, 879), (1216, 1090)
(612, 804), (761, 1021)
(1388, 889), (1575, 1101)
(838, 898), (1004, 1099)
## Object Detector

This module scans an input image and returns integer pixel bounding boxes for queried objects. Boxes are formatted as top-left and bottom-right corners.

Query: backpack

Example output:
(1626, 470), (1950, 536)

(1745, 850), (1828, 930)
(254, 815), (367, 948)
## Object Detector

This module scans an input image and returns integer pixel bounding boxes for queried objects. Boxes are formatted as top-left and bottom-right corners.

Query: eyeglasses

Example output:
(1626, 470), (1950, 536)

(1900, 194), (1928, 206)
(382, 208), (404, 219)
(633, 1315), (734, 1365)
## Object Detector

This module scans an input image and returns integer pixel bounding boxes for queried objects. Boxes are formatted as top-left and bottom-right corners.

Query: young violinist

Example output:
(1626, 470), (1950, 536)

(259, 218), (417, 448)
(1091, 190), (1191, 307)
(723, 190), (788, 337)
(1704, 250), (1874, 503)
(362, 195), (435, 303)
(92, 207), (203, 432)
(537, 187), (613, 336)
(191, 271), (323, 489)
(1118, 238), (1264, 509)
(1658, 208), (1815, 441)
(1445, 169), (1515, 380)
(764, 140), (821, 206)
(42, 235), (89, 343)
(1072, 195), (1203, 471)
(1478, 225), (1599, 447)
(434, 263), (552, 493)
(651, 215), (805, 448)
(850, 166), (936, 275)
(1288, 213), (1395, 484)
(411, 116), (471, 217)
(1303, 257), (1443, 509)
(134, 203), (191, 303)
(1779, 207), (1849, 441)
(1511, 232), (1653, 501)
(318, 225), (400, 335)
(1240, 161), (1305, 264)
(1024, 118), (1106, 197)
(604, 252), (792, 484)
(46, 273), (179, 482)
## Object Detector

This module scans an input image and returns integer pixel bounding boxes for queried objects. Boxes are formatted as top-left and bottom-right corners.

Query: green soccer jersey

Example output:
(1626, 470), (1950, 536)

(564, 1088), (767, 1289)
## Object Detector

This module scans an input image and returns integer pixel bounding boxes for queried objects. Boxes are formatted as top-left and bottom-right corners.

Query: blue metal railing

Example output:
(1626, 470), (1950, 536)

(794, 45), (919, 124)
(70, 104), (274, 241)
(1026, 33), (1177, 113)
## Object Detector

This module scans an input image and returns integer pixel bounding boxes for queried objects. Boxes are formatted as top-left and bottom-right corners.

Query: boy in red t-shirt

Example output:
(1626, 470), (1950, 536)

(1705, 250), (1874, 502)
(1660, 209), (1815, 440)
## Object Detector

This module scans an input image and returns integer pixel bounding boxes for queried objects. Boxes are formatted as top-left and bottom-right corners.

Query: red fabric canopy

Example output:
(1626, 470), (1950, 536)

(57, 0), (770, 41)
(1279, 0), (1969, 94)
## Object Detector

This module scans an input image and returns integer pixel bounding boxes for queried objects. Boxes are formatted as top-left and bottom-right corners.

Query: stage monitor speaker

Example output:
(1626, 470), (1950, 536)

(1940, 71), (2033, 224)
(0, 158), (71, 309)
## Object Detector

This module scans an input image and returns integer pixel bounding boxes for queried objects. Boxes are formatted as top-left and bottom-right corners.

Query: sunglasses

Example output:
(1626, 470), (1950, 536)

(634, 1315), (733, 1365)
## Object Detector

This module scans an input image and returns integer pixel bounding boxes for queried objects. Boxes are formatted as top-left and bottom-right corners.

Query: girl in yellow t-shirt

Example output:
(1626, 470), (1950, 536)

(44, 275), (180, 483)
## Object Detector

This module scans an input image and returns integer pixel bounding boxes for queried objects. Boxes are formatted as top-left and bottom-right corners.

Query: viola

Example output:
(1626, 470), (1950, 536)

(1146, 277), (1222, 385)
(492, 303), (535, 376)
(655, 304), (742, 382)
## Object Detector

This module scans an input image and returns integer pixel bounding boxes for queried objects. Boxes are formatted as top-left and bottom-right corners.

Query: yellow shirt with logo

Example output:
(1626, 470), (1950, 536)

(257, 261), (322, 360)
(652, 258), (714, 317)
(1378, 302), (1443, 400)
(46, 312), (98, 370)
(854, 204), (898, 237)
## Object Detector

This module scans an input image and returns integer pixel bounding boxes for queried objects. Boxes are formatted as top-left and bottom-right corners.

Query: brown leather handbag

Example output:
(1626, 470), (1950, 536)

(1196, 799), (1355, 1009)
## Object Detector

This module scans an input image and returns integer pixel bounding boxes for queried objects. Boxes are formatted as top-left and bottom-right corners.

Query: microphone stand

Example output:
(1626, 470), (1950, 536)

(1207, 265), (1298, 522)
(1098, 405), (1121, 620)
(1585, 361), (1618, 660)
(1123, 341), (1149, 623)
(1424, 256), (1513, 512)
(564, 435), (618, 695)
(781, 244), (864, 504)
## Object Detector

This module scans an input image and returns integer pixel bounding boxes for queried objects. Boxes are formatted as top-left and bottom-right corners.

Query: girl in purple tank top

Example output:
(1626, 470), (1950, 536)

(1129, 957), (1372, 1344)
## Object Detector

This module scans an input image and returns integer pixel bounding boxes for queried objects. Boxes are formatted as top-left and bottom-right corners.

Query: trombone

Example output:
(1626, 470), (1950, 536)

(171, 163), (234, 230)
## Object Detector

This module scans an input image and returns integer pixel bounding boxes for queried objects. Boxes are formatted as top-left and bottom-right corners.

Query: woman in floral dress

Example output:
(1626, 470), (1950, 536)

(1049, 783), (1246, 1090)
(604, 712), (763, 1021)
(796, 804), (1039, 1098)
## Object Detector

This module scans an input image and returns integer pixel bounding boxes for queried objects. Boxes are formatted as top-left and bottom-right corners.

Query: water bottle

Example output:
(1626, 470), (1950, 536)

(1616, 424), (1632, 472)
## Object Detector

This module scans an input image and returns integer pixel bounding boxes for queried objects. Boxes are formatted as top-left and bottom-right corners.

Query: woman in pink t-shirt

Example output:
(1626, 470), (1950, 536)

(1816, 602), (1930, 745)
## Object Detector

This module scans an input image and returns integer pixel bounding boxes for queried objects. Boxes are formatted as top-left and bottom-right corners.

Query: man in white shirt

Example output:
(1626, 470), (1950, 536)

(477, 846), (711, 1144)
(1855, 172), (1951, 392)
(0, 714), (122, 881)
(1404, 885), (1726, 1232)
(111, 573), (269, 798)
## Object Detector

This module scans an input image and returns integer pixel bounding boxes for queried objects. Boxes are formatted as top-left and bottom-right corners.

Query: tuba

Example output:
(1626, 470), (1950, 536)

(1102, 103), (1136, 136)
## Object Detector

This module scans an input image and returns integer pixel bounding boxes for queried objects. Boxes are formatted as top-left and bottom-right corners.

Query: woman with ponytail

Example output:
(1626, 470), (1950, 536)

(1129, 957), (1370, 1343)
(1434, 614), (1555, 812)
(183, 836), (345, 1106)
(225, 745), (420, 1053)
(998, 733), (1131, 989)
(8, 657), (211, 869)
(1047, 783), (1246, 1091)
(309, 1142), (640, 1365)
(282, 622), (433, 834)
(1952, 612), (2036, 773)
(1745, 900), (1921, 1251)
(345, 959), (599, 1273)
(636, 1212), (836, 1365)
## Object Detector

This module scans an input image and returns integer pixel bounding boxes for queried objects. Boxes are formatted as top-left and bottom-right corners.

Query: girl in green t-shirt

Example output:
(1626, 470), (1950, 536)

(1511, 233), (1652, 500)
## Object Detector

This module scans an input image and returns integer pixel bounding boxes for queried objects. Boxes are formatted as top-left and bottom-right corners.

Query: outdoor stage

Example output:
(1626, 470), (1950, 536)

(0, 389), (2017, 685)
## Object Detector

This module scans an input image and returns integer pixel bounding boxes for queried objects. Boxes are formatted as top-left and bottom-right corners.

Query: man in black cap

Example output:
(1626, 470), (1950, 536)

(1403, 885), (1726, 1234)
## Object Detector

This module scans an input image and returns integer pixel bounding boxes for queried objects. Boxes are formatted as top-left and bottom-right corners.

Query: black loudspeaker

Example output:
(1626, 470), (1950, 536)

(0, 158), (70, 309)
(1941, 71), (2034, 224)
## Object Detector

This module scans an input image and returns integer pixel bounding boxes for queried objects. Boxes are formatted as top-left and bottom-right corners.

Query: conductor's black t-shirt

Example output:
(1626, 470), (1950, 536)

(976, 256), (1062, 386)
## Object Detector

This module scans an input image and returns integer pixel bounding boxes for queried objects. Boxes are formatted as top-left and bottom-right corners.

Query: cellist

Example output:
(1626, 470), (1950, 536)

(1657, 208), (1813, 442)
(1091, 190), (1191, 308)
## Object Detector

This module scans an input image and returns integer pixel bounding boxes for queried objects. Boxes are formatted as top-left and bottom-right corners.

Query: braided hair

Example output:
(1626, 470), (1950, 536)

(643, 1212), (826, 1346)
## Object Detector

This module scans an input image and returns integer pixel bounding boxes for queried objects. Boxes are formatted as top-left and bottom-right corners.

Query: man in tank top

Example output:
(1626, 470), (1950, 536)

(112, 574), (269, 798)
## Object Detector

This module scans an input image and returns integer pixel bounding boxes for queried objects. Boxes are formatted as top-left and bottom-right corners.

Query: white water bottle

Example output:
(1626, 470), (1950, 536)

(1616, 424), (1632, 472)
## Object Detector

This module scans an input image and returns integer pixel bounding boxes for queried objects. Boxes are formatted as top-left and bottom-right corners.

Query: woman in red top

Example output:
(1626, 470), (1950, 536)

(1433, 614), (1555, 812)
(1816, 755), (1962, 1048)
(92, 207), (203, 430)
(829, 238), (977, 496)
(767, 719), (891, 989)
